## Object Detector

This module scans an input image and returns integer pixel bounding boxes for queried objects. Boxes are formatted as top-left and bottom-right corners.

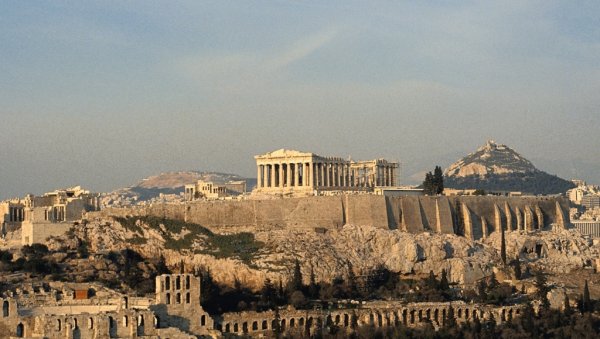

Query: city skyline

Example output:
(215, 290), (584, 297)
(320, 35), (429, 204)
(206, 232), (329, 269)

(1, 1), (599, 199)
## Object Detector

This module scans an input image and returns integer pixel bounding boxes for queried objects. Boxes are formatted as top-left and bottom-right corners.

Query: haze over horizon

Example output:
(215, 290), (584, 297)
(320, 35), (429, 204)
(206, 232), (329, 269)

(1, 1), (599, 200)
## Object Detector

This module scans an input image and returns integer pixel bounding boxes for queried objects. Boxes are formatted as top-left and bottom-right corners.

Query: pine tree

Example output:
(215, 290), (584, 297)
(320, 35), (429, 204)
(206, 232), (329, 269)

(583, 280), (591, 312)
(500, 223), (507, 265)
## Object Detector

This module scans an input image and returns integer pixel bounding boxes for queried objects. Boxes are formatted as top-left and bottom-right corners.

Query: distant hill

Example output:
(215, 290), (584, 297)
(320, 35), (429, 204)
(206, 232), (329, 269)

(444, 140), (575, 195)
(101, 171), (256, 207)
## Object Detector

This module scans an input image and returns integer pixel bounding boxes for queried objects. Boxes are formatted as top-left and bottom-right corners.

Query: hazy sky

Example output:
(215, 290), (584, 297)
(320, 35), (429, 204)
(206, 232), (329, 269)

(1, 1), (599, 199)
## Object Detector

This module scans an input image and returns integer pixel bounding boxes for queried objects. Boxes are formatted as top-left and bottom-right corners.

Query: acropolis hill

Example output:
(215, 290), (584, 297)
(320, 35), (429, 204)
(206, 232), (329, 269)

(1, 148), (599, 339)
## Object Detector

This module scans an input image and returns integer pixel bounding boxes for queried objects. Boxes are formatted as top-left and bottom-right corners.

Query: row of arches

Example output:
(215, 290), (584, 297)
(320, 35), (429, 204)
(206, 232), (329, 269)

(219, 305), (522, 335)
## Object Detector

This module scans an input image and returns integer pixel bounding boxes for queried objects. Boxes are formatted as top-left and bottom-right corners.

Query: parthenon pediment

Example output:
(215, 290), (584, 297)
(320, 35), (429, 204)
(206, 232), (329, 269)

(255, 149), (316, 159)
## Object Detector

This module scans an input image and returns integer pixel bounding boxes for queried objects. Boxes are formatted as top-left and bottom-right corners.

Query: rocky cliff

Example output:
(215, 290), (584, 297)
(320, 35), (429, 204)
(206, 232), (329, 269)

(444, 140), (574, 194)
(46, 216), (599, 292)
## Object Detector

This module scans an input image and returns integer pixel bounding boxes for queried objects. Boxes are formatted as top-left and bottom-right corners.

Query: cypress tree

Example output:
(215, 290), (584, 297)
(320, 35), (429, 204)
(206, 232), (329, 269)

(423, 172), (434, 195)
(583, 280), (591, 312)
(289, 259), (303, 293)
(346, 261), (358, 298)
(433, 166), (444, 194)
(309, 265), (319, 299)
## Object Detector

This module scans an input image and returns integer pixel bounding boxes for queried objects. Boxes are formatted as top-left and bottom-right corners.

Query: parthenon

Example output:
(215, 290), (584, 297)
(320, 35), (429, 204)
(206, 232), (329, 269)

(254, 149), (399, 196)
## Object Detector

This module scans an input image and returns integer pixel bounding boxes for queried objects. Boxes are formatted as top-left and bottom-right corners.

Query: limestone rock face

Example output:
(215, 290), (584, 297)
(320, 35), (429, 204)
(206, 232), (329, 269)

(47, 217), (600, 292)
(483, 228), (600, 274)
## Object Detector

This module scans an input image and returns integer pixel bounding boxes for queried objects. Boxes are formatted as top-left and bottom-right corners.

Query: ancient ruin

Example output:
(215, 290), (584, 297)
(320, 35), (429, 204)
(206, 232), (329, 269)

(254, 149), (399, 196)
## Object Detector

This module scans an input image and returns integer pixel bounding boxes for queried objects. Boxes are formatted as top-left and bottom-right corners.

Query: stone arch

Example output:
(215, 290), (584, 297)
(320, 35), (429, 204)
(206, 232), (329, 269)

(377, 312), (383, 327)
(16, 323), (24, 337)
(410, 310), (415, 324)
(281, 318), (286, 330)
(186, 275), (191, 289)
(225, 323), (230, 333)
(369, 313), (375, 325)
(201, 315), (206, 326)
(465, 308), (470, 319)
(186, 292), (190, 304)
(299, 317), (305, 327)
(335, 314), (340, 324)
(418, 309), (423, 322)
(242, 322), (248, 333)
(307, 317), (314, 329)
(123, 315), (128, 327)
(165, 276), (171, 290)
(290, 318), (295, 327)
(88, 317), (94, 330)
(458, 308), (462, 319)
(434, 309), (439, 324)
(252, 321), (258, 331)
(176, 276), (181, 290)
(176, 293), (181, 304)
(262, 320), (268, 330)
(426, 309), (431, 321)
(271, 319), (277, 330)
(233, 323), (238, 333)
(2, 300), (8, 317)
(402, 309), (408, 324)
(442, 308), (446, 326)
(344, 313), (349, 327)
(508, 309), (514, 320)
(57, 319), (62, 331)
(73, 317), (78, 329)
(166, 293), (171, 304)
(501, 308), (506, 321)
(123, 296), (128, 309)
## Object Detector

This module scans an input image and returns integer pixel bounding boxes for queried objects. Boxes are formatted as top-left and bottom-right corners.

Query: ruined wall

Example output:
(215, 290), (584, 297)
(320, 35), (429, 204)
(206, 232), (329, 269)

(21, 221), (72, 246)
(218, 301), (522, 337)
(86, 196), (570, 240)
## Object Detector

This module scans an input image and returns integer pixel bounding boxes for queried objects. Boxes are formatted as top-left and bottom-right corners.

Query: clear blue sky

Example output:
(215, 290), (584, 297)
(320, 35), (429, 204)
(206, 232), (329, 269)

(1, 1), (599, 199)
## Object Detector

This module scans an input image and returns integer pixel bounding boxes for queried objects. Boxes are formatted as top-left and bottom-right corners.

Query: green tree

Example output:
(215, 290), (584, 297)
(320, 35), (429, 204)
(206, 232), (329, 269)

(433, 166), (444, 194)
(582, 280), (591, 313)
(423, 172), (435, 195)
(308, 265), (319, 299)
(260, 278), (277, 310)
(288, 259), (303, 293)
